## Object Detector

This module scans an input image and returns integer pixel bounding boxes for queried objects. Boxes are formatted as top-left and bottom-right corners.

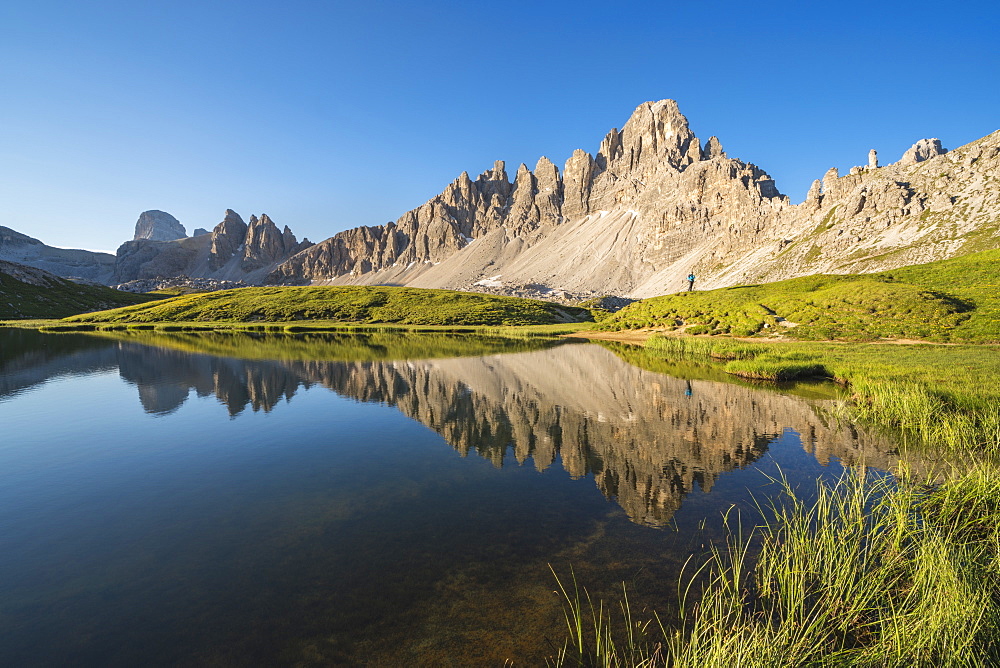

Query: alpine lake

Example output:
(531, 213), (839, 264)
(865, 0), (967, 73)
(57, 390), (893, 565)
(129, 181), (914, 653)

(0, 328), (914, 666)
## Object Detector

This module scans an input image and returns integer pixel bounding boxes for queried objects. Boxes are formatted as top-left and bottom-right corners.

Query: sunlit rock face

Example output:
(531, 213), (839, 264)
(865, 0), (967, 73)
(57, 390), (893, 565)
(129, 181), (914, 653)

(2, 332), (906, 527)
(133, 210), (186, 242)
(266, 100), (1000, 297)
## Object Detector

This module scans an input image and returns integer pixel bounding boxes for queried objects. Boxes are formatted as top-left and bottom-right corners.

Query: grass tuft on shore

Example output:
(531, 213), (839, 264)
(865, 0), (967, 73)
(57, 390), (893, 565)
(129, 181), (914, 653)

(552, 466), (1000, 667)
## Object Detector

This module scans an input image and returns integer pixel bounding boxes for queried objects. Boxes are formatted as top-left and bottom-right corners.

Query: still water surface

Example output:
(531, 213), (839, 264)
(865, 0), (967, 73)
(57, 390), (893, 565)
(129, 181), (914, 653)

(0, 329), (901, 665)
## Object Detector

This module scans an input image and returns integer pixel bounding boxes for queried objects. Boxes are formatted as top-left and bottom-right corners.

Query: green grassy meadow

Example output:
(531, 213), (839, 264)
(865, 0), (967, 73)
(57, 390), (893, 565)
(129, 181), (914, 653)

(64, 285), (593, 327)
(605, 248), (1000, 343)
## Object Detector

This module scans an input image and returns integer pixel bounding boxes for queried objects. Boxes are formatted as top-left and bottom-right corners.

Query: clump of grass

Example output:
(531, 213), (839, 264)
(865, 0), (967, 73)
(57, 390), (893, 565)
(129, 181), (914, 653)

(551, 466), (1000, 667)
(722, 358), (827, 381)
(547, 567), (661, 668)
(646, 336), (771, 361)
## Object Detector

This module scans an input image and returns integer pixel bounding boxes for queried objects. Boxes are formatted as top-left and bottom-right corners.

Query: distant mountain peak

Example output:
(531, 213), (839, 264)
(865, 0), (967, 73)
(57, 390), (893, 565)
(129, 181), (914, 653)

(134, 210), (186, 241)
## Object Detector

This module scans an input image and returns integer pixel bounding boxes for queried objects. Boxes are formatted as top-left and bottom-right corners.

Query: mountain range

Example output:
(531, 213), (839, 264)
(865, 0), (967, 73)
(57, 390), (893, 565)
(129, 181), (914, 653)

(3, 100), (997, 297)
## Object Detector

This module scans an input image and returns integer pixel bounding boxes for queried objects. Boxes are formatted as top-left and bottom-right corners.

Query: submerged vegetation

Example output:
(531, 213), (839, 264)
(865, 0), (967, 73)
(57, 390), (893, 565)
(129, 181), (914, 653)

(552, 466), (1000, 667)
(604, 248), (1000, 343)
(63, 285), (593, 326)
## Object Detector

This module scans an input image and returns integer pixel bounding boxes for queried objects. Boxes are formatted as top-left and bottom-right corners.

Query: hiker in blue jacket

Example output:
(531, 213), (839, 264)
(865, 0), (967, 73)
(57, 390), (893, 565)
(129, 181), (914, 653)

(687, 272), (695, 292)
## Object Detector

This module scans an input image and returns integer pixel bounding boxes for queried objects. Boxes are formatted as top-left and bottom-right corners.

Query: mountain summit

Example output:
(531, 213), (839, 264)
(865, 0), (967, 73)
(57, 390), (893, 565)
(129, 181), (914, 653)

(265, 99), (998, 297)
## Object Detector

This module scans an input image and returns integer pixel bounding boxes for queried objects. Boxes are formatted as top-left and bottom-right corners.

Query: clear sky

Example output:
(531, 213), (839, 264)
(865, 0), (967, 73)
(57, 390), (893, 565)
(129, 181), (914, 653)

(2, 0), (998, 253)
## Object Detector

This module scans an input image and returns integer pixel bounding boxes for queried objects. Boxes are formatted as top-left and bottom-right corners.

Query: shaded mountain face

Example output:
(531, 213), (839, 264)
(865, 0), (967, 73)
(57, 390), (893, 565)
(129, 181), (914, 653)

(113, 209), (312, 283)
(0, 226), (115, 283)
(266, 99), (1000, 297)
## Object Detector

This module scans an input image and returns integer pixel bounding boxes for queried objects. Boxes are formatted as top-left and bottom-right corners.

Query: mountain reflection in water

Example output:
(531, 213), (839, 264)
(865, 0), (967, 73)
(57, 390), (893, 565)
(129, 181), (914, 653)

(0, 329), (898, 528)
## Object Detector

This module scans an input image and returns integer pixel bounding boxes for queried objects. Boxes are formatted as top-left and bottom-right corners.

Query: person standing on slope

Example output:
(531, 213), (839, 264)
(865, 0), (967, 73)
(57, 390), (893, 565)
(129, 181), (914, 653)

(687, 272), (695, 292)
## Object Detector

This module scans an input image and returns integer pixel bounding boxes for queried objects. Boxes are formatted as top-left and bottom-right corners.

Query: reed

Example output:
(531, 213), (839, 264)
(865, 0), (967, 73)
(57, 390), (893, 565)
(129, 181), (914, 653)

(551, 466), (1000, 666)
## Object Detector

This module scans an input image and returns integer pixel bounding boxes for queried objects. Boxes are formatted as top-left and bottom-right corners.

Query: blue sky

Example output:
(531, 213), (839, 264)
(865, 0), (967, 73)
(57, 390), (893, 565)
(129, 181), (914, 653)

(2, 0), (998, 252)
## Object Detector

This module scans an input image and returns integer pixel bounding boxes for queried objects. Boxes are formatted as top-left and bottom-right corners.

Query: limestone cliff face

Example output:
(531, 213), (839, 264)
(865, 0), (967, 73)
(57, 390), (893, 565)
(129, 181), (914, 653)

(114, 209), (312, 283)
(133, 210), (186, 241)
(267, 100), (999, 296)
(740, 133), (1000, 285)
(241, 214), (312, 271)
(208, 209), (248, 270)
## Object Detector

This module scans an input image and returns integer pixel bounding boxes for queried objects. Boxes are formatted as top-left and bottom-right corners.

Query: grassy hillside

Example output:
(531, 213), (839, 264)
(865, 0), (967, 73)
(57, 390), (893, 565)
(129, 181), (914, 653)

(65, 285), (593, 326)
(605, 248), (1000, 342)
(0, 272), (160, 319)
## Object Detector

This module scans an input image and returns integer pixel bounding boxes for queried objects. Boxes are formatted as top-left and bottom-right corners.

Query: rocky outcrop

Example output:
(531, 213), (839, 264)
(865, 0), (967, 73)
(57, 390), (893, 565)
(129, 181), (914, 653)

(133, 210), (186, 241)
(241, 214), (311, 270)
(265, 100), (999, 297)
(192, 228), (210, 237)
(0, 225), (116, 283)
(115, 209), (313, 283)
(900, 138), (947, 165)
(113, 237), (201, 282)
(208, 209), (249, 270)
(112, 276), (250, 293)
(749, 131), (998, 284)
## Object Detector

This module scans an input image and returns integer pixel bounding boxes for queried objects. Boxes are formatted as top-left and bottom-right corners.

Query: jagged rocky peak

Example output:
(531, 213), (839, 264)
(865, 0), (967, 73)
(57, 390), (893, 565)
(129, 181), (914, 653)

(192, 228), (210, 237)
(701, 136), (726, 160)
(134, 210), (186, 241)
(264, 98), (794, 288)
(242, 213), (311, 270)
(900, 138), (947, 165)
(606, 99), (701, 173)
(209, 209), (248, 270)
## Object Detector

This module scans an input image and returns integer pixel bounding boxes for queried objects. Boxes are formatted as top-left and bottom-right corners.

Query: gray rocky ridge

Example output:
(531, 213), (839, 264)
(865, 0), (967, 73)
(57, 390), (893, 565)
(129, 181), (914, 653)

(0, 225), (115, 283)
(263, 100), (1000, 296)
(133, 210), (187, 241)
(0, 259), (65, 288)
